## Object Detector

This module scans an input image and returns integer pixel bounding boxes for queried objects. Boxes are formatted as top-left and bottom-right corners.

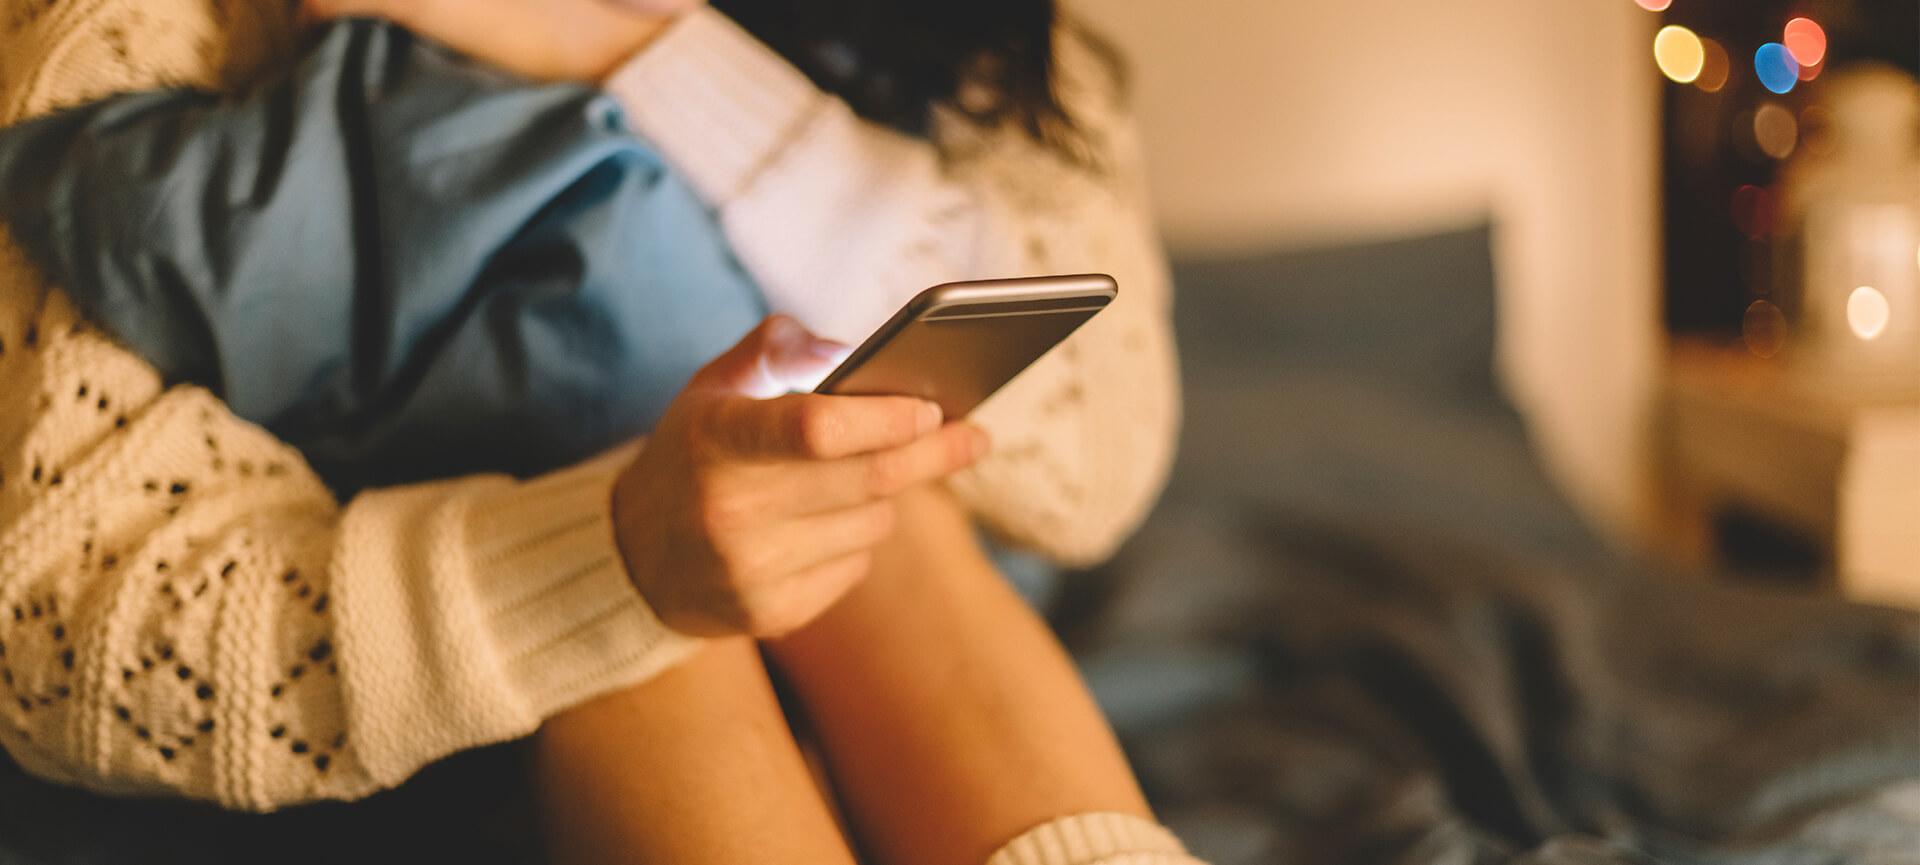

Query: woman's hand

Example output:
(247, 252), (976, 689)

(612, 316), (991, 638)
(300, 0), (706, 82)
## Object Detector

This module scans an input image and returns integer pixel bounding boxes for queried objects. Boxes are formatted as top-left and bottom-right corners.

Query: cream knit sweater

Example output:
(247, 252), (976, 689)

(0, 3), (1188, 859)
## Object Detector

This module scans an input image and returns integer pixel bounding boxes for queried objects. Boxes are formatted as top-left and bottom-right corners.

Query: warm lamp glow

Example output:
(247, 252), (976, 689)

(1783, 17), (1828, 67)
(1754, 43), (1799, 94)
(1654, 26), (1706, 84)
(1847, 286), (1891, 340)
(1634, 0), (1672, 10)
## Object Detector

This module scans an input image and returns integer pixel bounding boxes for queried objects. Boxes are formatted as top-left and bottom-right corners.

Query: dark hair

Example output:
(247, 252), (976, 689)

(713, 0), (1118, 158)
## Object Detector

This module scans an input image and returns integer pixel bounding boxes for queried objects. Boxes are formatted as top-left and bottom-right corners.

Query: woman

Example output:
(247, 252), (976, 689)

(0, 0), (1189, 862)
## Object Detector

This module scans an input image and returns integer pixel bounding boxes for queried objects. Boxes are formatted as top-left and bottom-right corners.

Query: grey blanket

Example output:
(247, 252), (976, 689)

(1074, 504), (1920, 865)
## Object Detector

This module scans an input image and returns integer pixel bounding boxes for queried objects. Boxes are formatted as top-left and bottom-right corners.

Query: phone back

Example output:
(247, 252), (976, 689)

(817, 275), (1116, 419)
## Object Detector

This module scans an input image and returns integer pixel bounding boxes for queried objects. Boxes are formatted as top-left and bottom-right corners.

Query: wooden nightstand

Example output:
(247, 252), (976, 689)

(1661, 341), (1920, 609)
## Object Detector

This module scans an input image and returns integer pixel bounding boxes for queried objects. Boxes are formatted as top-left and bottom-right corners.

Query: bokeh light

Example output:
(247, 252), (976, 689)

(1847, 286), (1891, 340)
(1654, 26), (1706, 84)
(1783, 17), (1827, 67)
(1731, 185), (1774, 239)
(1742, 300), (1787, 357)
(1695, 38), (1730, 92)
(1752, 103), (1798, 159)
(1634, 0), (1672, 10)
(1754, 43), (1799, 94)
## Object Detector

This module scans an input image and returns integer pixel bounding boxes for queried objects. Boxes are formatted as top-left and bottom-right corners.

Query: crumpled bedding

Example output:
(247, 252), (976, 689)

(1070, 505), (1920, 865)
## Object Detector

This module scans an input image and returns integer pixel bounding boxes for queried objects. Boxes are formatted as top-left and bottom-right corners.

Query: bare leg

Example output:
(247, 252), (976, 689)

(767, 487), (1151, 865)
(529, 637), (857, 865)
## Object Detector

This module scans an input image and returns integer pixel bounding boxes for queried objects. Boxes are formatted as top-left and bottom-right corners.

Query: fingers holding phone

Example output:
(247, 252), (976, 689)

(611, 316), (987, 639)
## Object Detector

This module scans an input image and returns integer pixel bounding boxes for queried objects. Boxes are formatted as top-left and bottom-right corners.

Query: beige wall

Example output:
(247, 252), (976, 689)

(1082, 0), (1663, 542)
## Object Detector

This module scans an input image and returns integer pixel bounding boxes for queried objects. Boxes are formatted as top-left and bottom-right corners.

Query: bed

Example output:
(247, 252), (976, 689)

(1067, 224), (1920, 864)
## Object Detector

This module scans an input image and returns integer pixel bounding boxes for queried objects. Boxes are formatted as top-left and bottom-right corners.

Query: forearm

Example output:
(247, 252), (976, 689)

(0, 257), (696, 809)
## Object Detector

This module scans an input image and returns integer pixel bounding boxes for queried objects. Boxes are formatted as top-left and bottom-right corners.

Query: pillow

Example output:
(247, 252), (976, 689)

(1173, 223), (1504, 407)
(1163, 223), (1613, 566)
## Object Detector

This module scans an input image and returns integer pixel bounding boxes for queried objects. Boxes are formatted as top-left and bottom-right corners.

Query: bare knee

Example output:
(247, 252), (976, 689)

(532, 638), (856, 865)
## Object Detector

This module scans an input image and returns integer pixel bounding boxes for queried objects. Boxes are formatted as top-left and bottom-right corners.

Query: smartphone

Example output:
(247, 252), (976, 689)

(814, 274), (1117, 419)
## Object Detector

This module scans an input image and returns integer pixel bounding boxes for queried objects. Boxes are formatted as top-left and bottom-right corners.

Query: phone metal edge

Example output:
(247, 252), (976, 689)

(814, 274), (1117, 395)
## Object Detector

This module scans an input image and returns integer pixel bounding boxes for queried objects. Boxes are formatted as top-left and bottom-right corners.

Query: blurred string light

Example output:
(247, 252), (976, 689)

(1654, 26), (1706, 83)
(1846, 286), (1890, 340)
(1753, 103), (1798, 159)
(1695, 38), (1731, 92)
(1797, 58), (1824, 82)
(1754, 43), (1800, 94)
(1782, 17), (1827, 67)
(1637, 7), (1834, 95)
(1743, 300), (1787, 357)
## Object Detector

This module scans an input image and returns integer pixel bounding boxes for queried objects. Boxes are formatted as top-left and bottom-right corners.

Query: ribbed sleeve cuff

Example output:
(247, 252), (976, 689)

(602, 7), (825, 205)
(336, 446), (700, 786)
(987, 813), (1199, 865)
(462, 447), (702, 720)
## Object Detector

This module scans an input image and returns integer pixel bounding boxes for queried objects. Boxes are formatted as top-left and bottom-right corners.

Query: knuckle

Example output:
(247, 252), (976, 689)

(692, 484), (743, 536)
(944, 425), (979, 470)
(793, 400), (844, 457)
(863, 451), (909, 497)
(891, 400), (925, 442)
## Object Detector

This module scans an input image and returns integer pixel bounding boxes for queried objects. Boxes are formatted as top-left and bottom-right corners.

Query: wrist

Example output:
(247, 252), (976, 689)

(589, 2), (710, 82)
(600, 6), (825, 204)
(578, 14), (676, 82)
(607, 455), (651, 595)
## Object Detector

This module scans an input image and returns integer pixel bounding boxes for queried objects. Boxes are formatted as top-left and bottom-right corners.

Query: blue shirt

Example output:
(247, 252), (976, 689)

(0, 20), (766, 493)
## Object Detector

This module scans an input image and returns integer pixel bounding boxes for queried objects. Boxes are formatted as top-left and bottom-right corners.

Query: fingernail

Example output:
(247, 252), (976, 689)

(969, 425), (991, 460)
(917, 402), (943, 435)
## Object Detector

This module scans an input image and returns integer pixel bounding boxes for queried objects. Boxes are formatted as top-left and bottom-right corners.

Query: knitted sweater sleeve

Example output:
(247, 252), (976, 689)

(0, 241), (698, 809)
(606, 9), (1180, 566)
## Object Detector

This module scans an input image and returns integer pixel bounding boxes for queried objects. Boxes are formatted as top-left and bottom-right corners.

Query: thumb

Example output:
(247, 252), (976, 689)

(697, 316), (848, 398)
